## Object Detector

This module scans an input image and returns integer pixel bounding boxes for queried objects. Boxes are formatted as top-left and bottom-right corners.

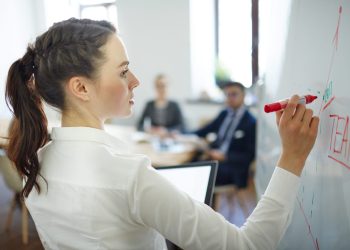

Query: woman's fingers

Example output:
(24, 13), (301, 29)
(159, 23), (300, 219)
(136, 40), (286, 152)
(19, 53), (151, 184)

(310, 116), (320, 134)
(276, 94), (319, 134)
(294, 104), (306, 121)
(275, 110), (283, 126)
(301, 109), (313, 130)
(276, 94), (320, 176)
(281, 95), (299, 122)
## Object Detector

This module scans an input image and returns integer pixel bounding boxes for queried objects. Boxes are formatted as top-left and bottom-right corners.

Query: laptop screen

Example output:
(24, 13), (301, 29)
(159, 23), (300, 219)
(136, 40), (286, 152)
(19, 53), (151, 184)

(156, 161), (217, 206)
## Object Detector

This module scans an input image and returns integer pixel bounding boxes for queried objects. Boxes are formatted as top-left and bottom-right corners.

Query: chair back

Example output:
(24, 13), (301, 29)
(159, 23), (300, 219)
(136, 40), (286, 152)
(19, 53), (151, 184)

(0, 152), (22, 193)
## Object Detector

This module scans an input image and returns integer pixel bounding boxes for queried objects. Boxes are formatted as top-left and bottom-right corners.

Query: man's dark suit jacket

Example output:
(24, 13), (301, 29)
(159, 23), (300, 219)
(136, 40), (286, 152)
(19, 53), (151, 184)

(195, 108), (256, 176)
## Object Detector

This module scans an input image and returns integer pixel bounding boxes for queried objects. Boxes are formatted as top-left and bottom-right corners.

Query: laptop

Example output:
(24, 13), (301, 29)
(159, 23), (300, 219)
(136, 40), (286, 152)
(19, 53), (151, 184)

(156, 161), (218, 206)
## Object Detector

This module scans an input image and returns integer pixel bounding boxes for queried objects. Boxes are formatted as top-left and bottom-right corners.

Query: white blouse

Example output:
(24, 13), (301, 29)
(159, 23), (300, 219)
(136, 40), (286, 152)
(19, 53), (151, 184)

(26, 127), (300, 250)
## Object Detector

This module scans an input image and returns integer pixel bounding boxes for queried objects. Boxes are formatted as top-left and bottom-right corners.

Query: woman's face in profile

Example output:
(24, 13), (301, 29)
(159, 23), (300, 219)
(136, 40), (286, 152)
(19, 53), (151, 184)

(91, 35), (140, 119)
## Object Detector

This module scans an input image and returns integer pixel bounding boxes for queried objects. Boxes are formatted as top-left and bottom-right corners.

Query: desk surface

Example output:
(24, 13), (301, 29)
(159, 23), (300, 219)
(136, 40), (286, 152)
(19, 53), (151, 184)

(104, 124), (197, 166)
(0, 120), (198, 166)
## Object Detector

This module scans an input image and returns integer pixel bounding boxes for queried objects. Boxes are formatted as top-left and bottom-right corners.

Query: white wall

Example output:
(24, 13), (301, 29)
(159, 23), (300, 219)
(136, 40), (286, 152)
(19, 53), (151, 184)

(115, 0), (222, 129)
(0, 0), (223, 129)
(259, 0), (293, 98)
(255, 0), (293, 196)
(0, 0), (45, 119)
(190, 0), (217, 97)
(115, 0), (191, 125)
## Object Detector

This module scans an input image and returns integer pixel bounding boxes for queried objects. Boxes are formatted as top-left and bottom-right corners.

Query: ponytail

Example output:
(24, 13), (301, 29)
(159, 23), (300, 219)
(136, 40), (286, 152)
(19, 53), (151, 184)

(5, 46), (49, 198)
(4, 18), (116, 198)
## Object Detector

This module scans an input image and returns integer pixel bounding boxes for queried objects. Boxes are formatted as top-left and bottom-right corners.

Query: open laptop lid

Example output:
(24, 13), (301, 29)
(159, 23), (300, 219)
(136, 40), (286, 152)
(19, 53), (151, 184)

(156, 161), (218, 206)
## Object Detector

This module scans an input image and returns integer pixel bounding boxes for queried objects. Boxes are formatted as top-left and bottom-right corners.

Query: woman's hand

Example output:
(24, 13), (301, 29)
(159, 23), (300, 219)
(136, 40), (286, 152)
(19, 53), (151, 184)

(276, 95), (319, 176)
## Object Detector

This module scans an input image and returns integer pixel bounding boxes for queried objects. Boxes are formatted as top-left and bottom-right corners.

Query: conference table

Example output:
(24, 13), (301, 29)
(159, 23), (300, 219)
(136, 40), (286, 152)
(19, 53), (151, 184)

(104, 124), (200, 166)
(0, 119), (200, 167)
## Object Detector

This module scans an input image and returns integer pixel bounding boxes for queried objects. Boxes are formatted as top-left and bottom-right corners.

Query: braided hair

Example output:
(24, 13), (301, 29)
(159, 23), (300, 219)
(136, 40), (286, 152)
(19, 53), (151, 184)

(5, 18), (116, 198)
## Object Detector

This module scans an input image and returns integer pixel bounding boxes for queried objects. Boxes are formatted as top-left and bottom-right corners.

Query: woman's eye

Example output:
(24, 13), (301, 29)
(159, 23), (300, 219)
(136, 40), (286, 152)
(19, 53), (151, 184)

(121, 70), (129, 78)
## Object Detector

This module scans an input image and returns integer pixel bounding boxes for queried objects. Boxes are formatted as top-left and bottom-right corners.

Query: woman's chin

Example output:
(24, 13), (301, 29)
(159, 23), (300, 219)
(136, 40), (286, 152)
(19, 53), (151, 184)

(113, 109), (133, 119)
(122, 112), (133, 118)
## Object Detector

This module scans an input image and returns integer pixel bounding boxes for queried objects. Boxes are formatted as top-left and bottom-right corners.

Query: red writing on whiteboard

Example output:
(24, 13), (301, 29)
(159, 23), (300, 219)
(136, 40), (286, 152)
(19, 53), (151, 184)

(297, 198), (319, 250)
(328, 114), (350, 170)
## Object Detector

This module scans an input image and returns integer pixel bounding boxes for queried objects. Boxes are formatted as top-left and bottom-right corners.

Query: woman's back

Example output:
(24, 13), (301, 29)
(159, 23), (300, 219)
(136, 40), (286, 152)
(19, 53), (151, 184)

(26, 127), (167, 250)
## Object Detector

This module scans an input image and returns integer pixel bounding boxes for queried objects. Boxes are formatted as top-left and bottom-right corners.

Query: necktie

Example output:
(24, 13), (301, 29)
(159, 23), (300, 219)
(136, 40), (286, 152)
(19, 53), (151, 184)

(215, 112), (236, 147)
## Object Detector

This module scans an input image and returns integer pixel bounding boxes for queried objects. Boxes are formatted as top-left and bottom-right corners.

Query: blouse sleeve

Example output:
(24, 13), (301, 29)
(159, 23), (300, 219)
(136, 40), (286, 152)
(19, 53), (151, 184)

(128, 158), (300, 250)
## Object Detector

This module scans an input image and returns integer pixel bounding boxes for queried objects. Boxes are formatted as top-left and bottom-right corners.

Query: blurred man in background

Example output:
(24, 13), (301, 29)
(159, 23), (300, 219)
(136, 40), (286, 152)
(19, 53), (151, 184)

(194, 81), (256, 213)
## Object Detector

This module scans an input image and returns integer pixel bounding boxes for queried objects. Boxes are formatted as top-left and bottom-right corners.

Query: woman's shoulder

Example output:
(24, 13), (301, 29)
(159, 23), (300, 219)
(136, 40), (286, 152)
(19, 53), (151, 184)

(168, 100), (181, 108)
(168, 100), (179, 104)
(38, 137), (152, 188)
(106, 151), (153, 178)
(146, 100), (156, 106)
(110, 152), (151, 170)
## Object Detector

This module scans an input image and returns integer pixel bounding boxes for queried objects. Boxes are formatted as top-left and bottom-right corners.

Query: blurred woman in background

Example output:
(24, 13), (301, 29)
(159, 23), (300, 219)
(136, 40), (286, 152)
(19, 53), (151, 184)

(137, 74), (185, 136)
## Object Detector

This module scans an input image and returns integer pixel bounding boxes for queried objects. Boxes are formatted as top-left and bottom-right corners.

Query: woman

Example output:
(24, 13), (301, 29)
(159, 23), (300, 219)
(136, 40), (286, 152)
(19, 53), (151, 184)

(137, 74), (185, 135)
(5, 18), (319, 249)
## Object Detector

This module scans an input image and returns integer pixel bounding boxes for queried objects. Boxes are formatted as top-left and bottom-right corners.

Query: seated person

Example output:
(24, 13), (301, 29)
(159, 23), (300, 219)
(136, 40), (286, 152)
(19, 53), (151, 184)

(137, 74), (185, 135)
(194, 81), (256, 190)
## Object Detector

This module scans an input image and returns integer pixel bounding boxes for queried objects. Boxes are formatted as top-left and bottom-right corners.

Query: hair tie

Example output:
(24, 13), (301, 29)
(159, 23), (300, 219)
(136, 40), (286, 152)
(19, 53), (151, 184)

(20, 46), (37, 81)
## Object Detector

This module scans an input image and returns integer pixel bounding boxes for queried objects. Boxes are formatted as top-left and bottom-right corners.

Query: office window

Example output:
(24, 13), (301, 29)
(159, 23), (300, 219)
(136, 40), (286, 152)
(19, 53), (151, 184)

(79, 0), (118, 28)
(44, 0), (118, 29)
(215, 0), (259, 88)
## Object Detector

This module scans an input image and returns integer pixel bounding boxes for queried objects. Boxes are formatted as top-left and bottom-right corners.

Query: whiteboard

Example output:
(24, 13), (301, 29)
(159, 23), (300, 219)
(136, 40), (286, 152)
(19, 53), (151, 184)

(255, 0), (350, 249)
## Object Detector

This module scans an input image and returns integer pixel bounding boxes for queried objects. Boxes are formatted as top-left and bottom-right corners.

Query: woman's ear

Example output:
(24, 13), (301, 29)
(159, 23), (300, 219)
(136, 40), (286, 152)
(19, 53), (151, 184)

(66, 76), (92, 101)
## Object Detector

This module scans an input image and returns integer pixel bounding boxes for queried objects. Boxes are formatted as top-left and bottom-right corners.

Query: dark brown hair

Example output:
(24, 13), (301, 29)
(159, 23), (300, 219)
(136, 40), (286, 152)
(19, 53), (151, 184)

(5, 18), (116, 198)
(221, 81), (245, 93)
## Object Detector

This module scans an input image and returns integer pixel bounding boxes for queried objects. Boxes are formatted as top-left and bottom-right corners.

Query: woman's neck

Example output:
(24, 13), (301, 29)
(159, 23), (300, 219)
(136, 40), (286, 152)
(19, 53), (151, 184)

(61, 109), (104, 129)
(156, 96), (167, 104)
(155, 98), (168, 108)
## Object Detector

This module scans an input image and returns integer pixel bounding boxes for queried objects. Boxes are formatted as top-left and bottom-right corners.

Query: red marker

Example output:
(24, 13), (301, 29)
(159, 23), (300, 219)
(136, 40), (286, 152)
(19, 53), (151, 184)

(264, 95), (318, 113)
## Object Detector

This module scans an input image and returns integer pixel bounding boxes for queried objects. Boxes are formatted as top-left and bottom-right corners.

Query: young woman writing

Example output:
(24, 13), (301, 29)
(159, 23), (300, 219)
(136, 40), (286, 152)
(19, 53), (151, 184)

(5, 18), (319, 249)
